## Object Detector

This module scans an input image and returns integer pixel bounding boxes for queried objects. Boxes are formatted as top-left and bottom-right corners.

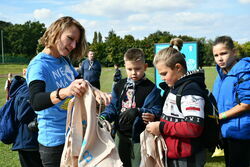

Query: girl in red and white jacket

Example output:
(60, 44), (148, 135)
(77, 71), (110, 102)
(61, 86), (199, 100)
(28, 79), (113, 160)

(146, 46), (207, 167)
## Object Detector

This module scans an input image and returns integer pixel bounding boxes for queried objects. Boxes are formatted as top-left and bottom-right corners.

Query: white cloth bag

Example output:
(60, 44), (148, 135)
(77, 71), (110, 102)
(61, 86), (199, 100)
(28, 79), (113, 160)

(60, 84), (123, 167)
(140, 130), (167, 167)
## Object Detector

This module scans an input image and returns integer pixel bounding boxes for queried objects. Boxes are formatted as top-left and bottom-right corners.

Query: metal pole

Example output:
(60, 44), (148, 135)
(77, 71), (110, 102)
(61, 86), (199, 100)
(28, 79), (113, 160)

(1, 30), (4, 64)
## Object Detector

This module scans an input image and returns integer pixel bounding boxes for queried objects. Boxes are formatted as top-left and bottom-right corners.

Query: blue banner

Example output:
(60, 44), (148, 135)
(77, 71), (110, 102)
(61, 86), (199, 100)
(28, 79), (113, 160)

(154, 42), (198, 88)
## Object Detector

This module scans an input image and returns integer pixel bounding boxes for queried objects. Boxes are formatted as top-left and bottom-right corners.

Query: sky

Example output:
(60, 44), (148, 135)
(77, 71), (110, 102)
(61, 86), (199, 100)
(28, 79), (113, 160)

(0, 0), (250, 43)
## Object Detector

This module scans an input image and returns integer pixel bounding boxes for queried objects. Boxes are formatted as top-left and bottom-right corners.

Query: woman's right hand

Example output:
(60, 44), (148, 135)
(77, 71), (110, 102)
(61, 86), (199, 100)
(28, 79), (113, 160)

(65, 79), (88, 97)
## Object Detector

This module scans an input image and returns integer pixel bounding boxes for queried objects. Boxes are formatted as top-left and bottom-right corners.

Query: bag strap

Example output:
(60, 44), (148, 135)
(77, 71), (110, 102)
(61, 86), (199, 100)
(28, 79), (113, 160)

(65, 99), (75, 135)
(176, 80), (193, 113)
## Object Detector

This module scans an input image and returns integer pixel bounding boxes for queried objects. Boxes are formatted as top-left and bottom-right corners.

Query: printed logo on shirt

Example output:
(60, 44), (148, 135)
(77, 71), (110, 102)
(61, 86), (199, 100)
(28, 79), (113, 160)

(52, 64), (74, 88)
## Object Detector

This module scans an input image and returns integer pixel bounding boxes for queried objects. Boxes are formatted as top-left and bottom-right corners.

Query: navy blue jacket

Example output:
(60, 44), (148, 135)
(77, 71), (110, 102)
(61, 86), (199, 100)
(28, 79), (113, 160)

(100, 78), (162, 142)
(9, 76), (39, 150)
(81, 59), (101, 83)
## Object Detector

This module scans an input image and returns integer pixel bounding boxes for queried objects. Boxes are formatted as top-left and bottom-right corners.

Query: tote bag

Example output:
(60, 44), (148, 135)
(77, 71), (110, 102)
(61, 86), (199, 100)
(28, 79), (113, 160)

(60, 83), (123, 167)
(140, 130), (167, 167)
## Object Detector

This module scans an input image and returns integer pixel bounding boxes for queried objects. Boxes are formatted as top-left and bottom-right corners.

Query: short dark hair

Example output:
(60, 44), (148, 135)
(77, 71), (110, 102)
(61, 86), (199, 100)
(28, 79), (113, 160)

(124, 48), (145, 63)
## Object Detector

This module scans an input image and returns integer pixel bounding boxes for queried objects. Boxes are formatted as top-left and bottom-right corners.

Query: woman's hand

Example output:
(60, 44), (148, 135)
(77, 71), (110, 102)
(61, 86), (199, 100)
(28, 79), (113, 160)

(146, 121), (161, 136)
(142, 113), (155, 124)
(66, 79), (88, 97)
(92, 88), (112, 106)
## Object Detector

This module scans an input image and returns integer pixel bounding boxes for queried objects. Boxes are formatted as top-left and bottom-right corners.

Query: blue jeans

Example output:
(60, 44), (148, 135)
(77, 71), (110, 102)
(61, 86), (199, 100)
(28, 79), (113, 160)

(39, 144), (64, 167)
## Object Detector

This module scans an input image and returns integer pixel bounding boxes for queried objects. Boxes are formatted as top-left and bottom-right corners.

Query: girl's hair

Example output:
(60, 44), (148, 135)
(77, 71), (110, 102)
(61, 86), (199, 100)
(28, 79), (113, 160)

(124, 48), (145, 63)
(153, 47), (187, 72)
(170, 38), (183, 51)
(39, 16), (88, 61)
(213, 36), (234, 50)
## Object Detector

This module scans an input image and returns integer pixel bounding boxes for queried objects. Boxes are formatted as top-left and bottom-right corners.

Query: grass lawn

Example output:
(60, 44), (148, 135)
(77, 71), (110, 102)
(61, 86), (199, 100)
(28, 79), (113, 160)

(0, 64), (224, 167)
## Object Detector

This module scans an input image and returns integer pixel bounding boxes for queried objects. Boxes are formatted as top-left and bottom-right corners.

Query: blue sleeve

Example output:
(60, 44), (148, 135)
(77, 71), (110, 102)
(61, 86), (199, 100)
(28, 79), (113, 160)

(81, 60), (86, 78)
(26, 61), (45, 84)
(96, 61), (102, 76)
(237, 73), (250, 104)
(100, 89), (120, 122)
(139, 86), (162, 118)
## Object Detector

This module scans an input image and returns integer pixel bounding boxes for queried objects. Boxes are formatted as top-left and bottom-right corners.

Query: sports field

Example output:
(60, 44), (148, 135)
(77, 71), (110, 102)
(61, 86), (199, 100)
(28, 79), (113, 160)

(0, 64), (224, 167)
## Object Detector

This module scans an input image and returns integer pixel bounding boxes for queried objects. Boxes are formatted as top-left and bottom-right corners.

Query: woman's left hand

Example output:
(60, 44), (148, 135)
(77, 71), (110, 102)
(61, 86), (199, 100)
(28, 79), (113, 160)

(92, 88), (112, 106)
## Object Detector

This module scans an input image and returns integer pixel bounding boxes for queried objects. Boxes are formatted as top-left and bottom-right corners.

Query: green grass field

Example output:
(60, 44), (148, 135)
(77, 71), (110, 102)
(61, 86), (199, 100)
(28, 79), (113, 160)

(0, 64), (224, 167)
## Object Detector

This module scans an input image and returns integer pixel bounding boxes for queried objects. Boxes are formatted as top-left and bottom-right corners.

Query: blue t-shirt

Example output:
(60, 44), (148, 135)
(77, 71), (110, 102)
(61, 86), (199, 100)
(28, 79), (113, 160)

(26, 52), (78, 146)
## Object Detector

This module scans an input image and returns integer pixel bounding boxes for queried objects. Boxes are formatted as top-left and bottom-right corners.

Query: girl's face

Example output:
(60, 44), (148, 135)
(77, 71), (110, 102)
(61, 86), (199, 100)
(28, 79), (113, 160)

(55, 25), (80, 57)
(124, 60), (147, 81)
(213, 43), (236, 71)
(156, 61), (182, 87)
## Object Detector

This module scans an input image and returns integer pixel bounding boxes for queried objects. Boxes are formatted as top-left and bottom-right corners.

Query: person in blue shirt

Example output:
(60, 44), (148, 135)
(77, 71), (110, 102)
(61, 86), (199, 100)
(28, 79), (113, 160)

(26, 16), (111, 167)
(212, 36), (250, 167)
(81, 50), (102, 89)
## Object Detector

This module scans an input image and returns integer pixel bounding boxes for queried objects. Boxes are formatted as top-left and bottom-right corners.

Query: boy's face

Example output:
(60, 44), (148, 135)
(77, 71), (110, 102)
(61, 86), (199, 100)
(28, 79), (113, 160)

(124, 60), (147, 81)
(155, 61), (182, 87)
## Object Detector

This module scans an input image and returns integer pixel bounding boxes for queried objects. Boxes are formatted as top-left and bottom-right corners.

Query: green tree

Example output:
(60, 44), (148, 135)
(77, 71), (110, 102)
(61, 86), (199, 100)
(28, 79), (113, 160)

(93, 31), (98, 44)
(98, 32), (103, 43)
(240, 41), (250, 58)
(104, 30), (124, 66)
(5, 21), (45, 58)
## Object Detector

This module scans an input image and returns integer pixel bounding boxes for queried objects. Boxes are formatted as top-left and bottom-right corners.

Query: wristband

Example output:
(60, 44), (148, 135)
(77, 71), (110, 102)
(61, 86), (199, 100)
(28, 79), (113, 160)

(221, 112), (227, 119)
(56, 88), (65, 101)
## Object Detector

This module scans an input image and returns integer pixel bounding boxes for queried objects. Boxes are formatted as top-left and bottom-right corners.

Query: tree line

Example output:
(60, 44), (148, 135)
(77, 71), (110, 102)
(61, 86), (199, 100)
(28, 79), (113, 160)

(0, 20), (249, 66)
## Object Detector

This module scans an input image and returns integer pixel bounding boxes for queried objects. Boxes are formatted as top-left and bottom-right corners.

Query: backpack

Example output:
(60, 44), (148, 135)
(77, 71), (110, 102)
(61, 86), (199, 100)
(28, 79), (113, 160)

(0, 76), (31, 144)
(176, 80), (220, 151)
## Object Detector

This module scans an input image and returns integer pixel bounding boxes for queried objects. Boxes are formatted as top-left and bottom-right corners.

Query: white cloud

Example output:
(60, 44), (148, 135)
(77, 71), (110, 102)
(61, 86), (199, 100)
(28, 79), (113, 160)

(239, 0), (250, 3)
(71, 0), (197, 18)
(127, 14), (150, 22)
(33, 8), (52, 20)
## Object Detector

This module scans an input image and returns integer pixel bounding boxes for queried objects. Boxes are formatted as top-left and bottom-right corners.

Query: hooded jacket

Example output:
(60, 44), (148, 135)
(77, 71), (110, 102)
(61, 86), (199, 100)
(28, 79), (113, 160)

(159, 70), (206, 159)
(100, 78), (162, 143)
(213, 57), (250, 139)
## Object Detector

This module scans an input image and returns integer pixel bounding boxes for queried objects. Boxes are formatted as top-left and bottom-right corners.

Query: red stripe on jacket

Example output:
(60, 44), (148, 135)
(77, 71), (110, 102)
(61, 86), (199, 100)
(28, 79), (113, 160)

(160, 119), (203, 159)
(186, 107), (200, 111)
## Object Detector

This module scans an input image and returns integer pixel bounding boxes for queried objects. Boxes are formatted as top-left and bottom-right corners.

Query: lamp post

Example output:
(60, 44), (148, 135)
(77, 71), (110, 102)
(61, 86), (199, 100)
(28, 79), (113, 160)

(1, 30), (4, 64)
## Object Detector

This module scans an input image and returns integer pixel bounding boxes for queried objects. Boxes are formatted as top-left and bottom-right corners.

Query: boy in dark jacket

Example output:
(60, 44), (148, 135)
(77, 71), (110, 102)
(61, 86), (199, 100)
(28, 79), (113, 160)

(100, 48), (162, 167)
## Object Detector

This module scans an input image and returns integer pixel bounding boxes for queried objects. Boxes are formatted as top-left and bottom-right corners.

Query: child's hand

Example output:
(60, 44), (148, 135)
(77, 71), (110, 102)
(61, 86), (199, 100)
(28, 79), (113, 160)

(142, 113), (155, 124)
(146, 121), (161, 136)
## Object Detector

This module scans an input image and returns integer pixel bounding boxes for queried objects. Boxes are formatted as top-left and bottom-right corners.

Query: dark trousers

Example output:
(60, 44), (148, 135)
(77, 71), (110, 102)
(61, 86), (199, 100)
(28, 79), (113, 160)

(90, 80), (100, 90)
(167, 149), (206, 167)
(18, 150), (43, 167)
(223, 138), (250, 167)
(115, 131), (141, 167)
(39, 144), (64, 167)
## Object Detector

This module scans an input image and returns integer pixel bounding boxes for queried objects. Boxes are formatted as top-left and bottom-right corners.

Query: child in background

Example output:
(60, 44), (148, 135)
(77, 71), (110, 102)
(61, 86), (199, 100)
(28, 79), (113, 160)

(113, 64), (122, 88)
(100, 48), (162, 167)
(146, 46), (207, 167)
(4, 72), (13, 101)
